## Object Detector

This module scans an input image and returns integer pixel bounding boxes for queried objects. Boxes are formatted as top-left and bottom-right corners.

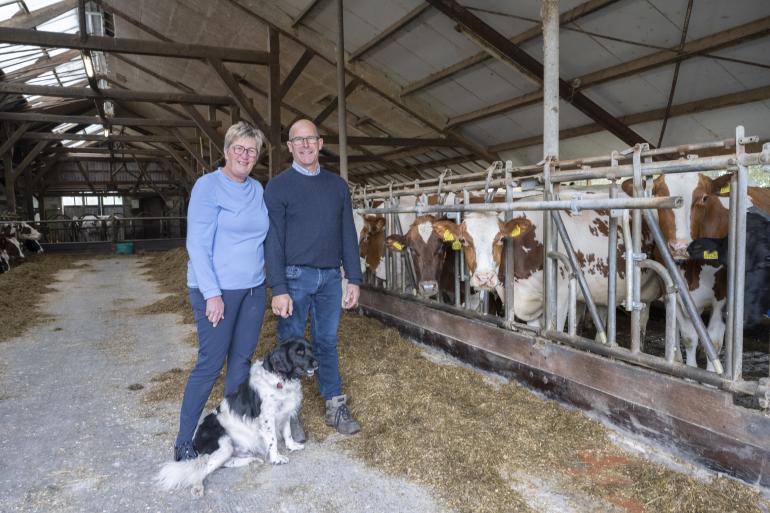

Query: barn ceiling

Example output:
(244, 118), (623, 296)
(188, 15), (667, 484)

(1, 0), (770, 194)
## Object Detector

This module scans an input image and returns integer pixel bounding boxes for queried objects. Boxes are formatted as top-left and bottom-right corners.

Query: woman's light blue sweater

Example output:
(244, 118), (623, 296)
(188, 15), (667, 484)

(186, 169), (268, 299)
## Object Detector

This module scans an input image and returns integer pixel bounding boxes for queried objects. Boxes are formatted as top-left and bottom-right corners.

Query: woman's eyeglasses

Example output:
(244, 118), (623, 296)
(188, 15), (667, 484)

(231, 145), (259, 158)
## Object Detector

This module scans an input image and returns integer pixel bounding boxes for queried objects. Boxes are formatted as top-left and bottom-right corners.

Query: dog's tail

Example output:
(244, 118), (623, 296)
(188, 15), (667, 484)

(156, 457), (209, 490)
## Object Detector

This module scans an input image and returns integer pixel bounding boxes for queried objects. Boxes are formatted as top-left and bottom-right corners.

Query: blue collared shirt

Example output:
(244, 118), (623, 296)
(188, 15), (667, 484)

(292, 161), (320, 176)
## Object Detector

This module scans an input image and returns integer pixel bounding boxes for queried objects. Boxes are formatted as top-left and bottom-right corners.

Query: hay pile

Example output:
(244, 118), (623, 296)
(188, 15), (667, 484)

(138, 249), (769, 513)
(0, 254), (82, 343)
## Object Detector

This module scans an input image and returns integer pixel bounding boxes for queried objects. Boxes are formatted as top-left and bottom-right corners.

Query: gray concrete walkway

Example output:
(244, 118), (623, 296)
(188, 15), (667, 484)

(0, 256), (442, 513)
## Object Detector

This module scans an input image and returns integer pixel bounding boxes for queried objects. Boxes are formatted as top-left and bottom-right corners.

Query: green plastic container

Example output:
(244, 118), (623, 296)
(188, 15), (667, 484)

(115, 241), (135, 255)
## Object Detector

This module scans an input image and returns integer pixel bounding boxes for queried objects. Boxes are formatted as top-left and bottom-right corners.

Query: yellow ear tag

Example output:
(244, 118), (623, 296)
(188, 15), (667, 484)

(703, 250), (718, 260)
(392, 242), (404, 251)
(451, 240), (462, 251)
(442, 230), (455, 242)
(510, 225), (521, 237)
(719, 184), (730, 194)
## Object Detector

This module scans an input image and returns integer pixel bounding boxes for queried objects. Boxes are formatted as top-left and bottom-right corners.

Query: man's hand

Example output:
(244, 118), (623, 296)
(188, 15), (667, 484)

(206, 295), (225, 327)
(343, 283), (360, 310)
(272, 293), (293, 318)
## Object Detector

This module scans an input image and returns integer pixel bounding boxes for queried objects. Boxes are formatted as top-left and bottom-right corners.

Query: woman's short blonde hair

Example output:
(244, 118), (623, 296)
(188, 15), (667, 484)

(224, 121), (265, 156)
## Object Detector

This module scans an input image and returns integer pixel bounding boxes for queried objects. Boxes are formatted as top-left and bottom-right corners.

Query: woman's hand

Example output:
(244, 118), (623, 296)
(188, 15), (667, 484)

(206, 295), (225, 327)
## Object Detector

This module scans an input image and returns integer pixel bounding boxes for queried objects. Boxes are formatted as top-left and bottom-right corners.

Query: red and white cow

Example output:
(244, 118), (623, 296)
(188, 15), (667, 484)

(430, 190), (662, 333)
(639, 172), (770, 370)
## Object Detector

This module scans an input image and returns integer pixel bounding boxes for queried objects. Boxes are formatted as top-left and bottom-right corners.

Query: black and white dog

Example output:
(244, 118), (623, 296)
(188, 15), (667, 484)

(157, 337), (318, 496)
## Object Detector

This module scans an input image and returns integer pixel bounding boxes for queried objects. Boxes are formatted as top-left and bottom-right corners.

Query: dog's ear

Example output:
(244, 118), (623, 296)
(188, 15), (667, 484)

(267, 345), (293, 376)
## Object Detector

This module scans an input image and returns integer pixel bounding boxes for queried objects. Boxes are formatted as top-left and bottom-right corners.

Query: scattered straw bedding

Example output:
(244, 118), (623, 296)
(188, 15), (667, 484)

(0, 254), (87, 343)
(137, 249), (768, 513)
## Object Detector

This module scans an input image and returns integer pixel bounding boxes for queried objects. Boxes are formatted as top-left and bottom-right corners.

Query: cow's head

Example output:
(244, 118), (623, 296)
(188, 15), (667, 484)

(0, 235), (23, 260)
(622, 173), (732, 261)
(426, 213), (537, 291)
(358, 215), (386, 273)
(385, 215), (458, 297)
(15, 222), (42, 241)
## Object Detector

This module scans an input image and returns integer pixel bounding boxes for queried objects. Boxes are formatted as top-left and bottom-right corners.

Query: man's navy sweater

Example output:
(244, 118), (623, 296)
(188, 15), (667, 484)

(264, 166), (362, 296)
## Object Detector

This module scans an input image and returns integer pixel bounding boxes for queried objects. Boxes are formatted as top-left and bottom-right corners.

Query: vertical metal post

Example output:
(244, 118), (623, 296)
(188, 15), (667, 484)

(732, 126), (748, 380)
(724, 174), (738, 379)
(463, 189), (471, 310)
(542, 0), (559, 331)
(504, 161), (516, 325)
(607, 157), (619, 346)
(630, 145), (645, 354)
(336, 0), (348, 181)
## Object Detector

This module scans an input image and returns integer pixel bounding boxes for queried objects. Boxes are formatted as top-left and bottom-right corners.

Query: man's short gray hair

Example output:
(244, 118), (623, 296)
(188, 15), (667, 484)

(224, 121), (264, 155)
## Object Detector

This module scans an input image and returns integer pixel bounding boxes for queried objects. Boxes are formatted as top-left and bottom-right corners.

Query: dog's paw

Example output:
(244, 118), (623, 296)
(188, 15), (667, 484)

(269, 454), (289, 465)
(191, 483), (204, 498)
(286, 440), (305, 452)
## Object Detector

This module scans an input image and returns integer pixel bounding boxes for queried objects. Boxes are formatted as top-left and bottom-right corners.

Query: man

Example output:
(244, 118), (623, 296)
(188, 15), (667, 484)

(264, 119), (362, 437)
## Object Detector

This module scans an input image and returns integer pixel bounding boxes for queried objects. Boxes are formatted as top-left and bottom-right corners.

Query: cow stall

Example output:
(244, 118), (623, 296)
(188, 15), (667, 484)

(351, 130), (770, 488)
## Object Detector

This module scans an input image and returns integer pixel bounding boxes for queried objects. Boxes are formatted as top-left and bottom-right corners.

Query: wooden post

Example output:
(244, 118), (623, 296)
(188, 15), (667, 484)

(336, 0), (348, 181)
(267, 26), (282, 179)
(3, 152), (15, 213)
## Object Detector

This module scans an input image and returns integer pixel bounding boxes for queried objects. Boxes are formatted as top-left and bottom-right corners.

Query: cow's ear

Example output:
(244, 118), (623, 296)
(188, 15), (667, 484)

(374, 216), (386, 232)
(620, 178), (634, 197)
(710, 173), (733, 196)
(385, 234), (408, 252)
(500, 217), (532, 239)
(432, 220), (461, 243)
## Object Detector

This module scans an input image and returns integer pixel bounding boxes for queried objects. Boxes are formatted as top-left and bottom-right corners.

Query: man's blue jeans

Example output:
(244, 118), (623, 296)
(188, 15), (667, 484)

(277, 265), (343, 400)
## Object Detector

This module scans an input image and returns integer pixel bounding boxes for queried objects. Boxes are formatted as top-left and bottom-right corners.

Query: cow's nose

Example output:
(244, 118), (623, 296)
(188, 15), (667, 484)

(668, 240), (690, 260)
(472, 271), (498, 289)
(418, 281), (439, 297)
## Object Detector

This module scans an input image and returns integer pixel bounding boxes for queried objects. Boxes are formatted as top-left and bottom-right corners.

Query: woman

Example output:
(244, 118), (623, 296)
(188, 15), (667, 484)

(174, 121), (268, 461)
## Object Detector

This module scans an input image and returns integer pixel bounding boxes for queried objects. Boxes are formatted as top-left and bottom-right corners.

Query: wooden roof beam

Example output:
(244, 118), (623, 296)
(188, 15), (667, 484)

(0, 27), (270, 64)
(0, 82), (234, 105)
(0, 111), (213, 127)
(426, 0), (649, 147)
(22, 132), (198, 143)
(208, 58), (270, 135)
(489, 83), (770, 153)
(349, 4), (430, 62)
(402, 0), (619, 96)
(222, 0), (497, 163)
(448, 15), (770, 127)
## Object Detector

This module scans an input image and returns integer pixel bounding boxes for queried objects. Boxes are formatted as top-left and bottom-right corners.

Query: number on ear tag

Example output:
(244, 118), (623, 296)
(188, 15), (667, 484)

(510, 225), (521, 237)
(442, 230), (455, 242)
(703, 250), (718, 260)
(719, 184), (730, 195)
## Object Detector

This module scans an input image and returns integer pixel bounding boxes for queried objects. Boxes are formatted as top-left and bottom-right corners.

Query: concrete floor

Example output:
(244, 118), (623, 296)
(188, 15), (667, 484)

(0, 256), (443, 513)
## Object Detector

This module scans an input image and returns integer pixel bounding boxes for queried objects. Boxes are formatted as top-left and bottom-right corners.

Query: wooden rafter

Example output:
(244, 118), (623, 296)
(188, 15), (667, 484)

(279, 49), (313, 99)
(0, 27), (270, 64)
(426, 0), (650, 148)
(22, 132), (197, 143)
(181, 105), (224, 155)
(349, 4), (430, 62)
(313, 79), (362, 126)
(222, 0), (497, 163)
(208, 58), (270, 135)
(0, 82), (234, 104)
(401, 0), (619, 96)
(447, 15), (770, 127)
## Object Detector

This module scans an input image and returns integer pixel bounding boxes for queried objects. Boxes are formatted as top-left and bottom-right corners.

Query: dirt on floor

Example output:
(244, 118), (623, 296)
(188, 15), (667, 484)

(135, 250), (770, 513)
(0, 254), (86, 343)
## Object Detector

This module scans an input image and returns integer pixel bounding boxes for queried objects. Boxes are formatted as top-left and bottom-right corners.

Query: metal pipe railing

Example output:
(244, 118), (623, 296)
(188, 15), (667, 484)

(607, 173), (619, 346)
(547, 251), (577, 336)
(551, 212), (607, 344)
(641, 208), (723, 374)
(356, 196), (682, 215)
(638, 259), (679, 363)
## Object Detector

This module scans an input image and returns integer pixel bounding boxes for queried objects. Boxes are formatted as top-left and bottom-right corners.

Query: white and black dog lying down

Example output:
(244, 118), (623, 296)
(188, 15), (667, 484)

(157, 337), (318, 496)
